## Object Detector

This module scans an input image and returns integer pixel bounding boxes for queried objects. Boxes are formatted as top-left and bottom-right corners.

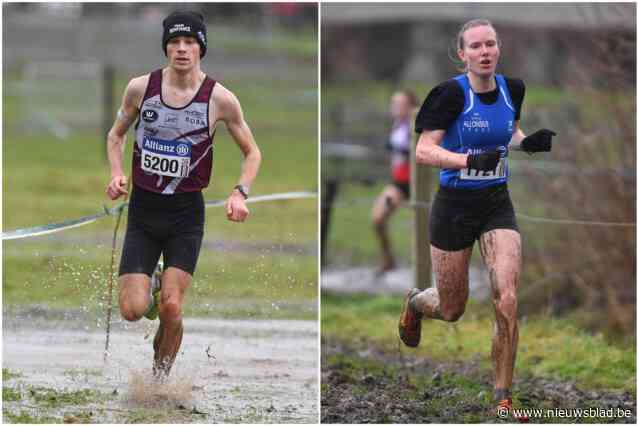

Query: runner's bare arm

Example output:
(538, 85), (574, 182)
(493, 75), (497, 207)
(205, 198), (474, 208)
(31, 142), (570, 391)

(508, 121), (526, 151)
(105, 75), (147, 200)
(213, 84), (262, 191)
(415, 129), (468, 169)
(213, 84), (261, 222)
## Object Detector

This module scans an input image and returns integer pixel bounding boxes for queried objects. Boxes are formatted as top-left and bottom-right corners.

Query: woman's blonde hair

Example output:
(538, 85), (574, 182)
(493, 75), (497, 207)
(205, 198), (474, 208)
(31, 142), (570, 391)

(450, 18), (500, 72)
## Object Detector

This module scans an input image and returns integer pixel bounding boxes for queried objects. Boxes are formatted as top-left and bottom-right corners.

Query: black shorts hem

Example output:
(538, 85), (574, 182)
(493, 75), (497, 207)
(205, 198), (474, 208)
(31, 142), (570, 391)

(118, 266), (154, 278)
(163, 261), (197, 276)
(428, 184), (517, 251)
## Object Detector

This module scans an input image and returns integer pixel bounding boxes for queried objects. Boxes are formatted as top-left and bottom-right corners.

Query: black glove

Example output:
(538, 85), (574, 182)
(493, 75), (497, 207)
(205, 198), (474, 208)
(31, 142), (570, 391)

(467, 150), (500, 172)
(521, 129), (556, 154)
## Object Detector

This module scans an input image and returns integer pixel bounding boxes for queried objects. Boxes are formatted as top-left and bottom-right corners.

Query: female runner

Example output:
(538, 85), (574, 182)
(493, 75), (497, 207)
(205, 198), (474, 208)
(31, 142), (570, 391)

(398, 19), (555, 415)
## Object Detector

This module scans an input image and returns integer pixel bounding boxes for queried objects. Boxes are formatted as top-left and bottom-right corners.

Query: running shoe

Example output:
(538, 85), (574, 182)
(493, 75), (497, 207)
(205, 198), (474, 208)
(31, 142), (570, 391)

(398, 288), (423, 347)
(144, 261), (163, 320)
(495, 398), (529, 422)
(495, 398), (512, 419)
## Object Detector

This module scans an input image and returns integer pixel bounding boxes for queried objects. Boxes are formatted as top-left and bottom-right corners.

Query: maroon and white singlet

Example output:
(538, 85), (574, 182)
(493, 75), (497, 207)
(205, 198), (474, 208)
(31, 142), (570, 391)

(132, 69), (217, 194)
(389, 120), (411, 184)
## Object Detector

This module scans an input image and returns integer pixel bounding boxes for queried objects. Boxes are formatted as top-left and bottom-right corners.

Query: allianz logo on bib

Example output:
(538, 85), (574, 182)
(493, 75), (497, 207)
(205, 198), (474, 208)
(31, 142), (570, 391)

(142, 109), (158, 123)
(143, 137), (191, 157)
(175, 144), (190, 156)
(463, 112), (490, 132)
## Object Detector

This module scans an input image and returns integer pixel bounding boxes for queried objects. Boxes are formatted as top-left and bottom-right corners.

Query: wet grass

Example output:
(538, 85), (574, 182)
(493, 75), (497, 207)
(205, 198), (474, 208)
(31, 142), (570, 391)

(2, 384), (114, 424)
(3, 243), (317, 320)
(63, 368), (104, 380)
(321, 293), (636, 395)
(3, 387), (21, 402)
(2, 368), (22, 381)
(3, 410), (59, 424)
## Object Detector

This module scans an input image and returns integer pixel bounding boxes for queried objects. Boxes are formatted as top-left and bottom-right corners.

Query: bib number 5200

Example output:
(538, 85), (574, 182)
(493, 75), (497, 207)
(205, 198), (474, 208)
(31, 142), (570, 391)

(141, 152), (190, 178)
(143, 154), (179, 174)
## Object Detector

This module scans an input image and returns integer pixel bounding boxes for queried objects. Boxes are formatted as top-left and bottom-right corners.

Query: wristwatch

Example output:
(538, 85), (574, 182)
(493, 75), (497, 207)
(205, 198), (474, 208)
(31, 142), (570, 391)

(233, 184), (249, 199)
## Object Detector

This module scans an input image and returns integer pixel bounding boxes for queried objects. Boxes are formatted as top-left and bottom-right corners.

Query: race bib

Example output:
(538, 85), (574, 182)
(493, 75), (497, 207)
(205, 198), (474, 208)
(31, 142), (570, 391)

(141, 136), (191, 178)
(460, 157), (508, 180)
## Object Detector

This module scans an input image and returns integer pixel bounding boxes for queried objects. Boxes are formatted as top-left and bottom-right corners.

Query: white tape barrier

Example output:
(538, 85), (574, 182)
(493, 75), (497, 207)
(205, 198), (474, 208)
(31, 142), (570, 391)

(2, 191), (317, 241)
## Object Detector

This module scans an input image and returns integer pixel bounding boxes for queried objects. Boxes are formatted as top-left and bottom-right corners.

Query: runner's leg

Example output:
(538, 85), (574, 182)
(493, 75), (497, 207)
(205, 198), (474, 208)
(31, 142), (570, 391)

(153, 267), (191, 376)
(479, 229), (521, 397)
(118, 274), (152, 321)
(371, 185), (405, 271)
(118, 211), (162, 321)
(413, 244), (472, 321)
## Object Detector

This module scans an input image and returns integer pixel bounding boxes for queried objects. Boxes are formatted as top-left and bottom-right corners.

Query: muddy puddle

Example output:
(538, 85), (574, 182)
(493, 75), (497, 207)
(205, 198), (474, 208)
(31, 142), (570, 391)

(3, 312), (319, 423)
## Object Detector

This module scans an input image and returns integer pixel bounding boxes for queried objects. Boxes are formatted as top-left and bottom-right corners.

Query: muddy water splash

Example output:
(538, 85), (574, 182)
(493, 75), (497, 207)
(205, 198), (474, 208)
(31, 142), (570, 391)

(127, 369), (193, 406)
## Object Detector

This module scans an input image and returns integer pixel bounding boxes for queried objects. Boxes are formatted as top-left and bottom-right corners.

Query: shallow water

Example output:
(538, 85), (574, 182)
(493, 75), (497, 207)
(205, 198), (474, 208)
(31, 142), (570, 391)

(3, 315), (319, 423)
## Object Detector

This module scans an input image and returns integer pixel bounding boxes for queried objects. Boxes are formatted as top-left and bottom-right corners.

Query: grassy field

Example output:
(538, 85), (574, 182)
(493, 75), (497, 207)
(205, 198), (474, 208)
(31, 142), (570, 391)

(3, 65), (318, 320)
(322, 293), (636, 395)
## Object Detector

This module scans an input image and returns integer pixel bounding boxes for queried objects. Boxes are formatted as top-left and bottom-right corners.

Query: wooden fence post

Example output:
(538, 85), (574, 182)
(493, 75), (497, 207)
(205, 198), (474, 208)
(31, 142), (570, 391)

(410, 122), (432, 290)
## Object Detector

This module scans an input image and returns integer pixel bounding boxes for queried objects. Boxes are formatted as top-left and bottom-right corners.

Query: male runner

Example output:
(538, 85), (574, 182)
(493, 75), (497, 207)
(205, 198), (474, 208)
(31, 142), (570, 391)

(105, 10), (261, 377)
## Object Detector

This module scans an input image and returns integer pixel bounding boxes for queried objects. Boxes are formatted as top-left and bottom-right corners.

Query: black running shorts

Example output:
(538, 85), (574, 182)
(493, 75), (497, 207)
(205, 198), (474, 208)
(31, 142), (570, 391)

(429, 183), (518, 251)
(392, 181), (410, 199)
(118, 185), (205, 277)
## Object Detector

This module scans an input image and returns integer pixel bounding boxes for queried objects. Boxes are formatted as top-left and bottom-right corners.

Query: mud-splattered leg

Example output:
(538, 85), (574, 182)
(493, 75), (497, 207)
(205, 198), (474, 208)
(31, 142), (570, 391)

(371, 185), (405, 272)
(153, 267), (191, 378)
(479, 229), (521, 398)
(413, 244), (473, 321)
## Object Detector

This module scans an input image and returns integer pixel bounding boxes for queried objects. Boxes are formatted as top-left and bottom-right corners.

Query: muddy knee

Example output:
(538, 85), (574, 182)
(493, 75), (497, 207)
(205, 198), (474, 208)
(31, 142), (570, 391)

(440, 305), (465, 322)
(159, 299), (182, 325)
(494, 292), (518, 327)
(119, 298), (147, 322)
(494, 291), (517, 322)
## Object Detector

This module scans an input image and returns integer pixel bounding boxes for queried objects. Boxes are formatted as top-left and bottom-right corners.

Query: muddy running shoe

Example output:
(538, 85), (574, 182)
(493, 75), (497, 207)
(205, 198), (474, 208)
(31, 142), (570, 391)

(398, 288), (423, 347)
(495, 398), (512, 419)
(144, 261), (163, 320)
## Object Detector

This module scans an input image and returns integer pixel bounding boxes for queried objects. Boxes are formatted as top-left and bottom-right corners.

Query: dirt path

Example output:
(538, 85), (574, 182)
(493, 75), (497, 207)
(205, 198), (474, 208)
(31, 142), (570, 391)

(321, 339), (635, 424)
(3, 314), (318, 423)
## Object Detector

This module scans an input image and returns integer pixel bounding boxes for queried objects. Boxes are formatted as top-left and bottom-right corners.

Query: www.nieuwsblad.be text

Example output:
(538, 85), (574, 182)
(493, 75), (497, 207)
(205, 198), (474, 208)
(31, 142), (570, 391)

(499, 406), (633, 420)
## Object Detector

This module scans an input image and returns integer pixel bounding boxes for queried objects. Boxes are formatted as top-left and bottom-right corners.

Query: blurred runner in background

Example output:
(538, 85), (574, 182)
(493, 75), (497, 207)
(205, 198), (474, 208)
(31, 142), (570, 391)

(371, 89), (419, 274)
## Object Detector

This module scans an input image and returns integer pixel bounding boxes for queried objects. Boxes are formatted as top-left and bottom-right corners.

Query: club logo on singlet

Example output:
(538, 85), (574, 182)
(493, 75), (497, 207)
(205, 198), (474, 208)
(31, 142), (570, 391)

(142, 109), (158, 123)
(164, 113), (178, 125)
(141, 136), (192, 178)
(463, 112), (490, 133)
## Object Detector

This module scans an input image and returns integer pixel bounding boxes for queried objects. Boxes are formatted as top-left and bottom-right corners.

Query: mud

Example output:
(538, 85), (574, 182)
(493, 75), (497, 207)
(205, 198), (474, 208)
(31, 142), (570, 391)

(3, 312), (319, 423)
(321, 339), (636, 424)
